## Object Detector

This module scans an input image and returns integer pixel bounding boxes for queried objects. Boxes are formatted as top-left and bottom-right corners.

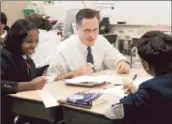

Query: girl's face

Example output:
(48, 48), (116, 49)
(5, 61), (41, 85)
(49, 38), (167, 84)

(21, 29), (39, 55)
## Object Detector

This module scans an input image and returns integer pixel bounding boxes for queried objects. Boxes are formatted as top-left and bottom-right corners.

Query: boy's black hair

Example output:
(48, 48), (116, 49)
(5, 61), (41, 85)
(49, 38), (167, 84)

(137, 31), (172, 75)
(4, 19), (38, 54)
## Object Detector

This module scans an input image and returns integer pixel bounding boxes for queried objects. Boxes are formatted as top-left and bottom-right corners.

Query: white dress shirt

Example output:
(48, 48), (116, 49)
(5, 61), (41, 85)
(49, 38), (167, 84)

(31, 29), (60, 67)
(47, 34), (128, 80)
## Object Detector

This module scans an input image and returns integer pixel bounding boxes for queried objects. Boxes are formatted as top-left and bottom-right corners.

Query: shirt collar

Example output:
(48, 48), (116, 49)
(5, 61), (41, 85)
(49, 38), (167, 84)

(76, 35), (96, 53)
(76, 35), (88, 53)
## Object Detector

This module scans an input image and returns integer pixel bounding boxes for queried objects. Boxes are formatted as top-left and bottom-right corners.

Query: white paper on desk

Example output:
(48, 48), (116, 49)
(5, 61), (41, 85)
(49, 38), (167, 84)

(133, 76), (153, 88)
(38, 84), (59, 108)
(64, 75), (122, 85)
(96, 74), (123, 85)
(102, 86), (125, 99)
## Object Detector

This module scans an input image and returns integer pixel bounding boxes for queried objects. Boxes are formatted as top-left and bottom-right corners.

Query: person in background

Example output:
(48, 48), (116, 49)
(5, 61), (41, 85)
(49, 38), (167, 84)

(1, 19), (48, 124)
(25, 14), (60, 71)
(47, 8), (130, 82)
(0, 12), (10, 45)
(105, 31), (172, 124)
(0, 23), (4, 45)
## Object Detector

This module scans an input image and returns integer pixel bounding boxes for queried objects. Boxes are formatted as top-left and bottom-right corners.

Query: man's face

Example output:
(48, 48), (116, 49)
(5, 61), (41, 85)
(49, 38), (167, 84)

(77, 17), (99, 47)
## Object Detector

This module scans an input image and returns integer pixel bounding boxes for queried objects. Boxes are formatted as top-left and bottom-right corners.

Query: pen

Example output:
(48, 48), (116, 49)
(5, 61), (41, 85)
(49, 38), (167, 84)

(86, 63), (95, 73)
(125, 74), (137, 94)
(92, 66), (95, 73)
(132, 74), (138, 82)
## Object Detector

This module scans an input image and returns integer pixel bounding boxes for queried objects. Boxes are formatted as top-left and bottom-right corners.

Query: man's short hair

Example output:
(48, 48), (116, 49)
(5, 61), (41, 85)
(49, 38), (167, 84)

(76, 8), (100, 25)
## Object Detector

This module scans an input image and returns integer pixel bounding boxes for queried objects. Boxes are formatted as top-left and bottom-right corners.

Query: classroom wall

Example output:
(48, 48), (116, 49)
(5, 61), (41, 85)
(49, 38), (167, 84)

(1, 1), (171, 36)
(1, 1), (171, 26)
(110, 1), (171, 26)
(109, 24), (171, 39)
(1, 1), (30, 26)
(34, 1), (171, 26)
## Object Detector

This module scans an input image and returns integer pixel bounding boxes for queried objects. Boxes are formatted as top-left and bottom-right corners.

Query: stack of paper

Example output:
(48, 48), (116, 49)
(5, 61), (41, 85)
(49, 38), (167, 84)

(96, 75), (123, 84)
(133, 76), (153, 88)
(102, 86), (125, 99)
(102, 76), (153, 99)
(38, 84), (59, 108)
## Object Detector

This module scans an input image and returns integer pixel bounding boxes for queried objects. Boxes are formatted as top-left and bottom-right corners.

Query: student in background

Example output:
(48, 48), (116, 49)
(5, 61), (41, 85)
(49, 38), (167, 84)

(0, 24), (3, 46)
(25, 14), (60, 70)
(1, 19), (48, 124)
(105, 31), (172, 124)
(47, 8), (130, 82)
(0, 12), (10, 44)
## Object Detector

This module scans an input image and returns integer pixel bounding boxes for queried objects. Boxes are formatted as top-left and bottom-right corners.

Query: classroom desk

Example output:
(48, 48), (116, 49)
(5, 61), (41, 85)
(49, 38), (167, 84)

(60, 93), (118, 124)
(8, 69), (149, 124)
(8, 91), (63, 124)
(46, 69), (149, 124)
(42, 80), (116, 124)
(61, 70), (148, 124)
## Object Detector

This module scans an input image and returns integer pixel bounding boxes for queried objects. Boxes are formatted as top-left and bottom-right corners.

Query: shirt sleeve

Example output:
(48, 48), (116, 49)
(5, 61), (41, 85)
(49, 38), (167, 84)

(46, 49), (68, 82)
(31, 31), (61, 68)
(102, 37), (129, 69)
(1, 57), (19, 94)
(105, 103), (125, 120)
(1, 80), (19, 94)
(105, 83), (150, 120)
(119, 83), (151, 119)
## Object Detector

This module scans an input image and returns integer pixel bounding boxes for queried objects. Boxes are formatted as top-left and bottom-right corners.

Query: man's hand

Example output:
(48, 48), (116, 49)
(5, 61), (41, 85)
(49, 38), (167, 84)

(117, 61), (130, 74)
(75, 63), (94, 76)
(54, 63), (94, 81)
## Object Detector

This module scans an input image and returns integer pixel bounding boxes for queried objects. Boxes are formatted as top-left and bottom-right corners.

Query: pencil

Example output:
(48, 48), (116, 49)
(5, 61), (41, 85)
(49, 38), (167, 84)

(125, 74), (137, 94)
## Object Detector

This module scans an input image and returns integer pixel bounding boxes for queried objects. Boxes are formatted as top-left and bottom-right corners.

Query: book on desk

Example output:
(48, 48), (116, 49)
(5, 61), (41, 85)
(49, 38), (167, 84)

(59, 75), (123, 108)
(59, 91), (102, 109)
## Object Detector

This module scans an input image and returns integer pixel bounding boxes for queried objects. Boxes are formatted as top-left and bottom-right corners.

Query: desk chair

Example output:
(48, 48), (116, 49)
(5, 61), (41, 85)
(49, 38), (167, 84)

(99, 17), (110, 34)
(62, 9), (79, 39)
(130, 38), (141, 68)
(103, 34), (117, 47)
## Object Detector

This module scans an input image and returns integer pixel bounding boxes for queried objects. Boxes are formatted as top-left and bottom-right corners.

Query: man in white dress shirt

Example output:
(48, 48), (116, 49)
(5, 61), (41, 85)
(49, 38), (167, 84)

(47, 8), (130, 81)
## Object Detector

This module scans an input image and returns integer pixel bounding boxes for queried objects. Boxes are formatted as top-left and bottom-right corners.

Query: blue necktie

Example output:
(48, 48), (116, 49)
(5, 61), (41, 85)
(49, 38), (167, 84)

(87, 47), (94, 64)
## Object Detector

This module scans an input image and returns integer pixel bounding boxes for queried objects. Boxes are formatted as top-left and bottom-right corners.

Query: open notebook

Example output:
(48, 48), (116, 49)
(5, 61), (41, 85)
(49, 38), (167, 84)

(64, 75), (123, 87)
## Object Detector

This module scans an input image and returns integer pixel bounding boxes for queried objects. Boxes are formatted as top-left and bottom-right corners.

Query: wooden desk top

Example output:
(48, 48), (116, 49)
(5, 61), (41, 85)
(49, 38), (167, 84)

(9, 69), (149, 115)
(9, 90), (42, 102)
